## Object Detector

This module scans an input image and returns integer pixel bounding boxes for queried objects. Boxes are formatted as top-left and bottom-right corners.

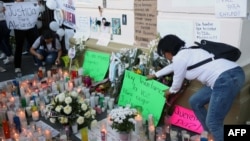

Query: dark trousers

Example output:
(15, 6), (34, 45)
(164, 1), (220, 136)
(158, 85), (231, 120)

(14, 26), (39, 68)
(0, 21), (12, 56)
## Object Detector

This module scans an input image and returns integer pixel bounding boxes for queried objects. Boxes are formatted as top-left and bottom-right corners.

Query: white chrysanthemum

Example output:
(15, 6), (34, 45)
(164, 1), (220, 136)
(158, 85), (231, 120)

(128, 118), (136, 124)
(90, 109), (96, 115)
(81, 103), (87, 111)
(65, 96), (72, 104)
(55, 105), (62, 112)
(56, 92), (65, 102)
(91, 120), (98, 128)
(70, 91), (78, 97)
(50, 118), (56, 123)
(76, 116), (84, 125)
(63, 105), (72, 115)
(78, 97), (85, 104)
(84, 111), (91, 118)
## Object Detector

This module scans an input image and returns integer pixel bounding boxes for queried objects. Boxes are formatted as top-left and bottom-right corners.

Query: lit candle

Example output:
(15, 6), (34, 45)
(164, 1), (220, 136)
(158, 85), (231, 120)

(100, 127), (107, 141)
(156, 136), (164, 141)
(148, 125), (155, 141)
(68, 81), (74, 91)
(44, 129), (52, 140)
(17, 109), (27, 122)
(32, 110), (39, 121)
(9, 96), (15, 103)
(135, 114), (143, 134)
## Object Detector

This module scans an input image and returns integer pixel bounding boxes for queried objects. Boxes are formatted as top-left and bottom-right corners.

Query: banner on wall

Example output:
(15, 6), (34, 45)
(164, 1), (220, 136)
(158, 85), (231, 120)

(118, 70), (168, 126)
(4, 2), (40, 30)
(60, 0), (76, 29)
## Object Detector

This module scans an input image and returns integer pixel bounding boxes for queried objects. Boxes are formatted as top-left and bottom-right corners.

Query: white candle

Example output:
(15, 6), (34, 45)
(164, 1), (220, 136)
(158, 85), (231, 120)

(135, 114), (143, 134)
(78, 68), (83, 76)
(90, 96), (95, 108)
(32, 111), (39, 121)
(20, 87), (25, 97)
(47, 70), (51, 78)
(25, 95), (30, 106)
(149, 125), (155, 141)
(59, 81), (65, 93)
(7, 110), (15, 124)
(17, 109), (27, 122)
(44, 129), (52, 140)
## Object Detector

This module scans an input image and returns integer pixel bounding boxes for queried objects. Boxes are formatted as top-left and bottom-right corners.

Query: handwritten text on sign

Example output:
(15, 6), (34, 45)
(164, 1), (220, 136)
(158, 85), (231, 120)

(215, 0), (247, 18)
(118, 70), (168, 126)
(170, 105), (203, 134)
(4, 2), (40, 30)
(82, 50), (110, 82)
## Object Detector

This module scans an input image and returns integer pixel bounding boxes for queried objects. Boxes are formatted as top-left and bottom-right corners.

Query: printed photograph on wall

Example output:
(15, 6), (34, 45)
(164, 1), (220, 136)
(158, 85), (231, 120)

(90, 17), (98, 32)
(63, 11), (76, 28)
(112, 18), (121, 35)
(122, 14), (127, 25)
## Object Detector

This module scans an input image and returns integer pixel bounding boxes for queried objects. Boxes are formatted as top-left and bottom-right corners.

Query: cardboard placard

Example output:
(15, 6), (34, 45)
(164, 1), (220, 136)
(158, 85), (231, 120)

(82, 51), (110, 82)
(118, 70), (168, 125)
(170, 105), (203, 134)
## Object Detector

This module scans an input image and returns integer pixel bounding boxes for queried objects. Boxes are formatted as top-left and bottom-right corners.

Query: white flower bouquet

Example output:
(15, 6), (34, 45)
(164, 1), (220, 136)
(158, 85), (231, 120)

(109, 106), (137, 133)
(46, 90), (97, 128)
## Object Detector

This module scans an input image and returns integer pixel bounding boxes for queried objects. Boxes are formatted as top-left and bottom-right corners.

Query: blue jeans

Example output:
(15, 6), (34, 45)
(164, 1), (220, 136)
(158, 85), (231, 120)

(189, 66), (245, 141)
(35, 49), (58, 67)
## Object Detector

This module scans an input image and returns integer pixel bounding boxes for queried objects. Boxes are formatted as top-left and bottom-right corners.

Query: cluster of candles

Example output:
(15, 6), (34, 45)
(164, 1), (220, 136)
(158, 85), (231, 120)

(0, 66), (93, 140)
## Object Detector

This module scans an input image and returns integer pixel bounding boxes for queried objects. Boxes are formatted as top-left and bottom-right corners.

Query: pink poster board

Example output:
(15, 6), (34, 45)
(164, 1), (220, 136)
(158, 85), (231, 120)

(170, 105), (203, 134)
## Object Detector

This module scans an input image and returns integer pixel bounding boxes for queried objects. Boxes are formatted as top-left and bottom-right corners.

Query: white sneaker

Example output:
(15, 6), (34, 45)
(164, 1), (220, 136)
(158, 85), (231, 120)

(3, 56), (14, 64)
(15, 68), (21, 73)
(0, 67), (6, 72)
(22, 51), (28, 55)
(0, 53), (6, 59)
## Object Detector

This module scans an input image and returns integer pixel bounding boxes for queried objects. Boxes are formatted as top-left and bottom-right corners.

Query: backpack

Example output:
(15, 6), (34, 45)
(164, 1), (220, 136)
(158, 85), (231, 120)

(187, 39), (241, 70)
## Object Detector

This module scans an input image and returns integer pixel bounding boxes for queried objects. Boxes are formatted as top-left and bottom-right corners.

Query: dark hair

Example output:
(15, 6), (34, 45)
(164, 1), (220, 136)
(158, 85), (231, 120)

(42, 30), (55, 40)
(40, 29), (58, 50)
(157, 34), (185, 56)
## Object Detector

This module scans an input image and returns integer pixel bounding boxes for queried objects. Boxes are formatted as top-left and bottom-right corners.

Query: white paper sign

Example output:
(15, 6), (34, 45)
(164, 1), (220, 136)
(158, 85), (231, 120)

(4, 2), (40, 30)
(68, 47), (76, 59)
(96, 33), (111, 46)
(194, 21), (220, 42)
(215, 0), (247, 18)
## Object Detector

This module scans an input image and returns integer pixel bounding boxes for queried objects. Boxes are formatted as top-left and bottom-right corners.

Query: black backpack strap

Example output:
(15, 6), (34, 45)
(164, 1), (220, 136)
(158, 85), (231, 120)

(187, 57), (215, 70)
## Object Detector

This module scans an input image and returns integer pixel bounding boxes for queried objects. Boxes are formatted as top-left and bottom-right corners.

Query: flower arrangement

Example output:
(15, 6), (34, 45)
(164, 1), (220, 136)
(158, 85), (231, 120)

(46, 90), (97, 128)
(109, 106), (137, 133)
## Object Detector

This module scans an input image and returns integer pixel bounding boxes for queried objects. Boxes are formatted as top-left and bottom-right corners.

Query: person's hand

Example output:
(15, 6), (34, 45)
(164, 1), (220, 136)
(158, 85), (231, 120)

(163, 89), (171, 98)
(146, 74), (156, 80)
(55, 58), (60, 65)
(36, 54), (43, 60)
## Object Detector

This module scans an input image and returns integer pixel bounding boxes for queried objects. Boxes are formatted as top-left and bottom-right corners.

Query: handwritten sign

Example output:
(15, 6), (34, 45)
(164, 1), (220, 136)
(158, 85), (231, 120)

(4, 2), (40, 30)
(134, 0), (157, 47)
(194, 21), (220, 42)
(118, 70), (167, 126)
(82, 50), (110, 82)
(170, 105), (203, 134)
(215, 0), (247, 18)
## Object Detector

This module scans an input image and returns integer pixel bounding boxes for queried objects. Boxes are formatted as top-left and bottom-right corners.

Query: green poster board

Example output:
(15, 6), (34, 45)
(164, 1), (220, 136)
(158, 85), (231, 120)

(118, 70), (168, 126)
(82, 51), (110, 82)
